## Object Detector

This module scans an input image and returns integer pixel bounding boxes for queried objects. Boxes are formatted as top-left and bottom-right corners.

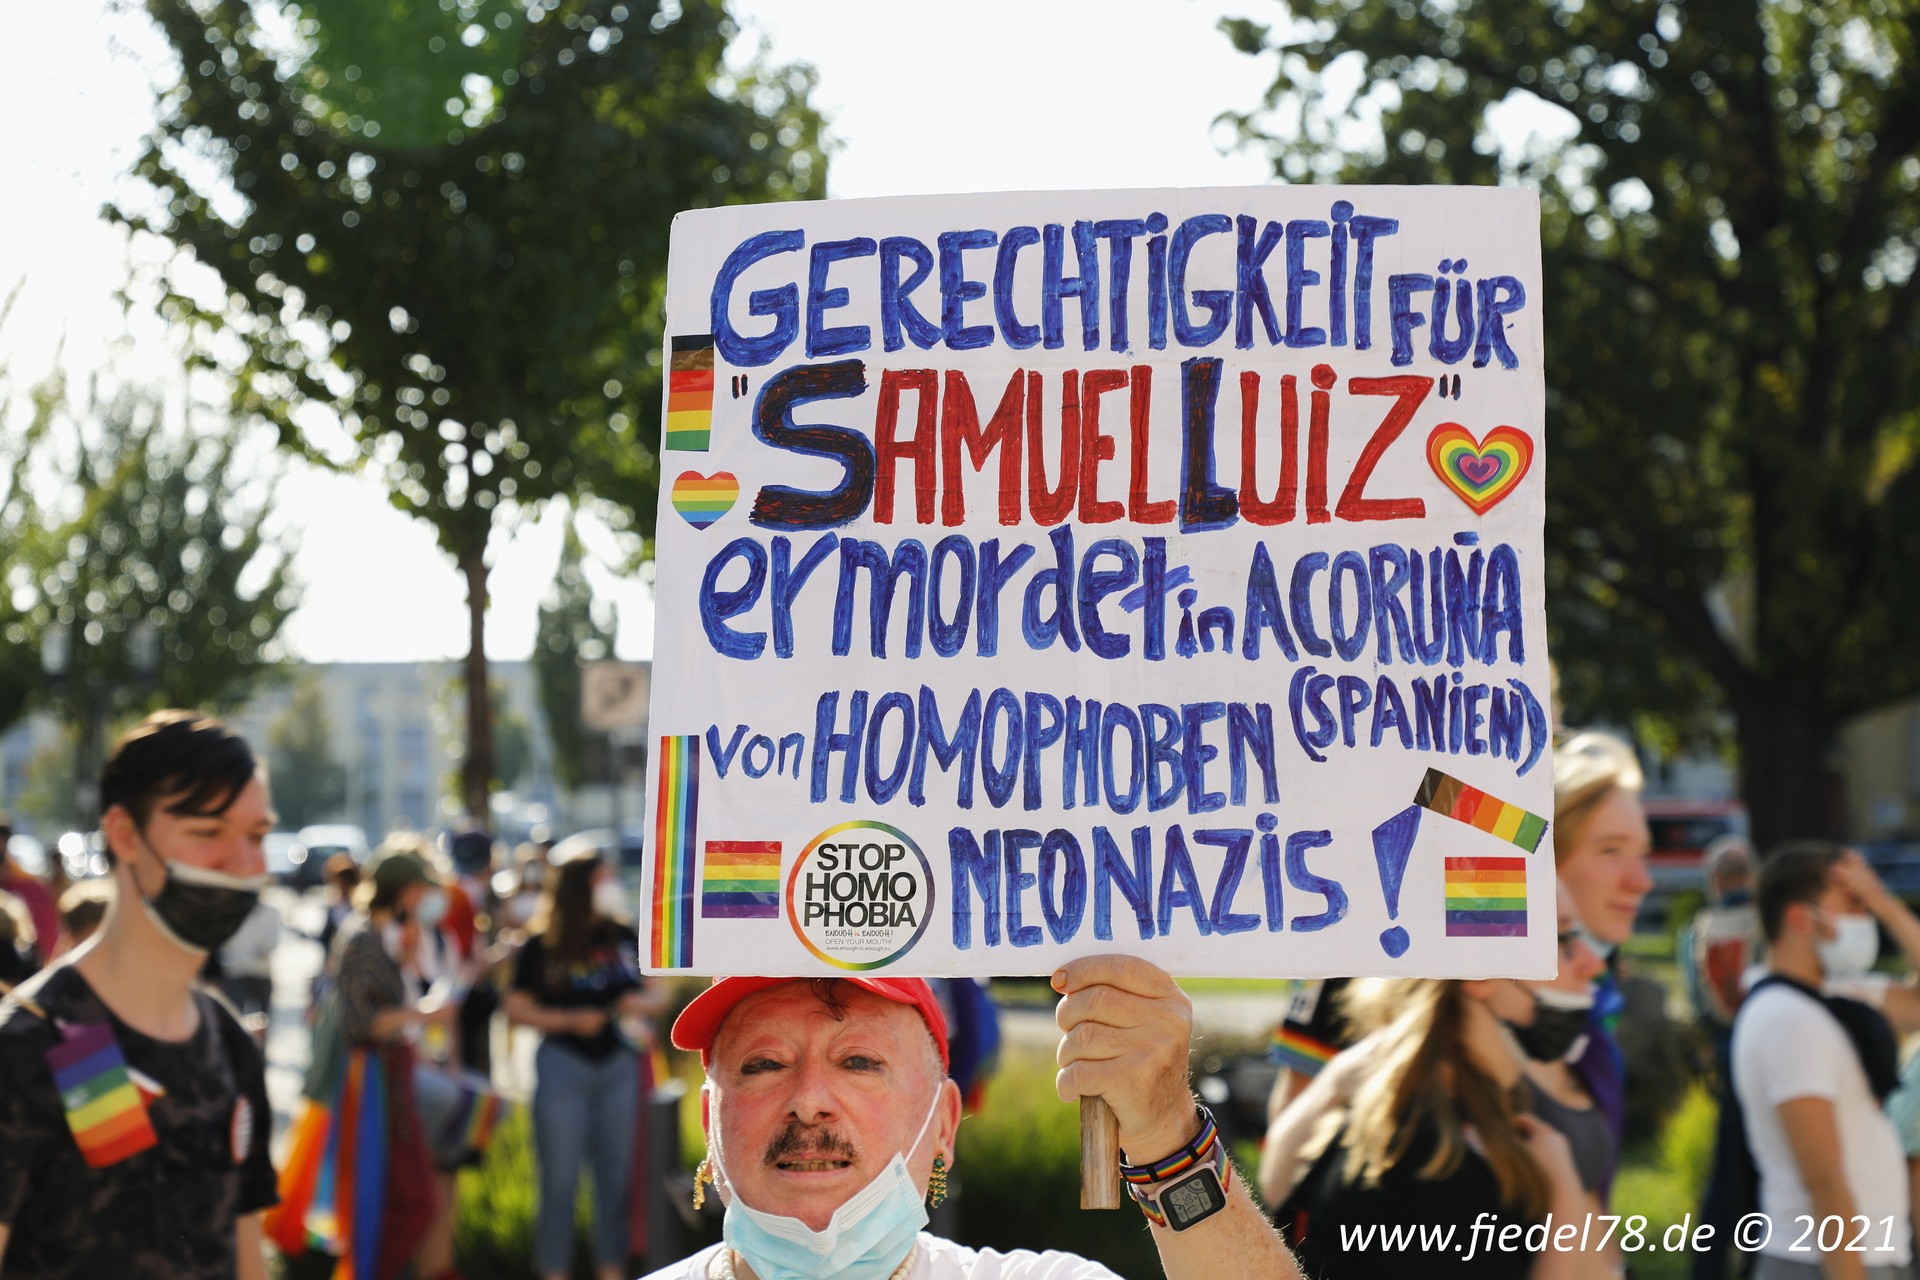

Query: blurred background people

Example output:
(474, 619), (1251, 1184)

(316, 853), (361, 958)
(1732, 845), (1915, 1280)
(51, 878), (112, 960)
(325, 846), (461, 1280)
(1264, 977), (1592, 1280)
(505, 846), (665, 1280)
(0, 815), (56, 967)
(0, 891), (36, 987)
(1679, 834), (1763, 1064)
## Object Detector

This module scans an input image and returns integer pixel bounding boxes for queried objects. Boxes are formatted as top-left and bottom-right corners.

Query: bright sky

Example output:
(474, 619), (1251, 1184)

(0, 0), (1288, 664)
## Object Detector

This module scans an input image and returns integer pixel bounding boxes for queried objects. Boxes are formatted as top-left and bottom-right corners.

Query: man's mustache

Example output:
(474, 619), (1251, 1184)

(763, 1121), (860, 1165)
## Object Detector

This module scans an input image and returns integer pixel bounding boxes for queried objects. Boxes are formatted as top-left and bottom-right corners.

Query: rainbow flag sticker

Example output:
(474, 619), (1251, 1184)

(47, 1022), (159, 1168)
(1444, 856), (1528, 936)
(666, 335), (715, 451)
(1413, 768), (1548, 853)
(650, 734), (700, 969)
(702, 840), (782, 919)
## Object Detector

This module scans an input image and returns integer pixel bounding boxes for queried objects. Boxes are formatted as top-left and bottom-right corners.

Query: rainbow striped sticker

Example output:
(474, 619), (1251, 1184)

(1444, 856), (1528, 937)
(702, 840), (781, 919)
(666, 335), (715, 451)
(47, 1022), (159, 1168)
(1413, 768), (1548, 853)
(649, 735), (700, 969)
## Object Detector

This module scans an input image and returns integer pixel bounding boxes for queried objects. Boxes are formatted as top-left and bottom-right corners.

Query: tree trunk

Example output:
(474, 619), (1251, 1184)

(1733, 691), (1843, 851)
(460, 545), (494, 831)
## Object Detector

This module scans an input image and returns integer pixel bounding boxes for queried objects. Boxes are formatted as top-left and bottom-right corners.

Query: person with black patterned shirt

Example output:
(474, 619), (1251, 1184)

(0, 711), (278, 1279)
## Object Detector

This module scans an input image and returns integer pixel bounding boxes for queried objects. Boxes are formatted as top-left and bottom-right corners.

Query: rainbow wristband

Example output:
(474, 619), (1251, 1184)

(1119, 1106), (1228, 1229)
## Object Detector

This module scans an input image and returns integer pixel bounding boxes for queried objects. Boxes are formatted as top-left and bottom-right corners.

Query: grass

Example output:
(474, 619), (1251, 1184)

(1608, 1079), (1718, 1280)
(953, 1047), (1165, 1280)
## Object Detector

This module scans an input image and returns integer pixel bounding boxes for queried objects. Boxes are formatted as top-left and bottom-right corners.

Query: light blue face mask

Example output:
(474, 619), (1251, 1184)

(714, 1086), (943, 1280)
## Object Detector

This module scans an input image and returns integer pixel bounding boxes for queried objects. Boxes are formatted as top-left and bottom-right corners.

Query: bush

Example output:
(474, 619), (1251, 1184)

(456, 1105), (539, 1280)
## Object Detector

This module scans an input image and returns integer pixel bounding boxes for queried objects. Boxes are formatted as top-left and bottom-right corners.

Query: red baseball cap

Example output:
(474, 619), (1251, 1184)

(672, 976), (950, 1072)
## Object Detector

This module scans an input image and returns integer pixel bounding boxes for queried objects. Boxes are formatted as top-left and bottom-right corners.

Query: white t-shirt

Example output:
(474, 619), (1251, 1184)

(1732, 981), (1912, 1263)
(639, 1233), (1122, 1280)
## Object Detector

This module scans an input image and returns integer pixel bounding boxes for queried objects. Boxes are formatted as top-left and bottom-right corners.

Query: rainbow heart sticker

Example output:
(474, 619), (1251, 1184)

(1426, 424), (1534, 515)
(671, 471), (739, 529)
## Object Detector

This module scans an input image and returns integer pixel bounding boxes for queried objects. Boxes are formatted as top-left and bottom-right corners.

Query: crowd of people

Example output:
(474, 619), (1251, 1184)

(0, 709), (1917, 1280)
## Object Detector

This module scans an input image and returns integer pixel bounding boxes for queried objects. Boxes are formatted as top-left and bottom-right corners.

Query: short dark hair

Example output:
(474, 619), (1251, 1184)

(1758, 840), (1847, 942)
(99, 710), (257, 831)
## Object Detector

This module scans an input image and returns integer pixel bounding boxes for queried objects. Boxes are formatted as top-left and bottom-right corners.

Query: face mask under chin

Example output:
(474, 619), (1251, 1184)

(133, 836), (266, 955)
(713, 1086), (944, 1280)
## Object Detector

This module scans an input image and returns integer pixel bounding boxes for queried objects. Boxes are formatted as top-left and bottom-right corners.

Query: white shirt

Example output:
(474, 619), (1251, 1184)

(1732, 980), (1912, 1263)
(639, 1233), (1122, 1280)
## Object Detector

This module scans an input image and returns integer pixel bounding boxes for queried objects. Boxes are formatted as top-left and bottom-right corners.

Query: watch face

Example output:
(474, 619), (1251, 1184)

(1163, 1167), (1227, 1231)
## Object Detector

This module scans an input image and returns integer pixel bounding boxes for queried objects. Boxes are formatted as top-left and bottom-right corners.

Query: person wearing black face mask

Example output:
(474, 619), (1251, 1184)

(0, 710), (279, 1280)
(1504, 882), (1617, 1272)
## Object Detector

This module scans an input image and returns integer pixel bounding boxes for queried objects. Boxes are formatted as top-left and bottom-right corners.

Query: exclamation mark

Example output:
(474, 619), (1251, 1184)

(1371, 805), (1423, 957)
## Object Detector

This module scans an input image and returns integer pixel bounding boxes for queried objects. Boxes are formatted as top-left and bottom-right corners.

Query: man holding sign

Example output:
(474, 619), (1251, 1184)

(644, 182), (1552, 1273)
(640, 957), (1297, 1280)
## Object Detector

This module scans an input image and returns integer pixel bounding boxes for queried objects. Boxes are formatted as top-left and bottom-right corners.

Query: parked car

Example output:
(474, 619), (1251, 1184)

(548, 827), (647, 891)
(265, 832), (330, 890)
(1642, 797), (1750, 897)
(295, 824), (370, 871)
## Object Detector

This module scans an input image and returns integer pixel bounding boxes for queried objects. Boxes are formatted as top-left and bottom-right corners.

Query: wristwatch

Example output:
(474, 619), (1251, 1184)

(1118, 1105), (1231, 1232)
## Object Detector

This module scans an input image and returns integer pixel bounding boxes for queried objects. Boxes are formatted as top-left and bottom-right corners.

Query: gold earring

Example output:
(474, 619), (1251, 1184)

(694, 1157), (713, 1210)
(927, 1153), (949, 1207)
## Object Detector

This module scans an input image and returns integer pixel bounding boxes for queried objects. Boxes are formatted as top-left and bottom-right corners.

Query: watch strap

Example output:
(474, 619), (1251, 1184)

(1120, 1106), (1230, 1230)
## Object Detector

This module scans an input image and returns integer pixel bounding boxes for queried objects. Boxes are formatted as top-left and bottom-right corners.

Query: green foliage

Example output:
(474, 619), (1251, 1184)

(300, 0), (524, 152)
(455, 1102), (538, 1278)
(5, 382), (295, 730)
(124, 0), (827, 817)
(1226, 0), (1920, 843)
(268, 679), (348, 827)
(1657, 1079), (1718, 1206)
(120, 0), (828, 555)
(533, 519), (614, 791)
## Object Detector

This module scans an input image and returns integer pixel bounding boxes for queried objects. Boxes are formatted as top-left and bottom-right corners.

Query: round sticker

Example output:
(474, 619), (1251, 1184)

(785, 821), (935, 971)
(230, 1095), (253, 1166)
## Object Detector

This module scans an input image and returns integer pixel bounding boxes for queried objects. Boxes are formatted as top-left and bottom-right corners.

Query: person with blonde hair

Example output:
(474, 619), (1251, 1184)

(1550, 729), (1652, 1201)
(1263, 977), (1594, 1279)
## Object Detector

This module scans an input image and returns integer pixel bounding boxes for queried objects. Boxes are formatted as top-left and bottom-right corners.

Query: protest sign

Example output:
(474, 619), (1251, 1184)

(641, 185), (1551, 980)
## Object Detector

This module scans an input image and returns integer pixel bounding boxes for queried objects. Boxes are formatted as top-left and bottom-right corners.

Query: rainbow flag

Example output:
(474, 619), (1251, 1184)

(702, 841), (782, 918)
(1444, 856), (1528, 936)
(446, 1086), (505, 1155)
(1414, 768), (1548, 853)
(666, 335), (715, 451)
(1269, 1024), (1338, 1077)
(47, 1022), (159, 1168)
(650, 734), (700, 969)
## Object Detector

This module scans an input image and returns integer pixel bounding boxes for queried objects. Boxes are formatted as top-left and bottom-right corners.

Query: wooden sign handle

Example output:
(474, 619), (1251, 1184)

(1079, 1095), (1123, 1209)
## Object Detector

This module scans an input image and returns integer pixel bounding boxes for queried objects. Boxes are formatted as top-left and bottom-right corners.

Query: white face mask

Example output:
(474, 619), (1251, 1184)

(593, 878), (630, 920)
(711, 1083), (943, 1280)
(1816, 912), (1879, 977)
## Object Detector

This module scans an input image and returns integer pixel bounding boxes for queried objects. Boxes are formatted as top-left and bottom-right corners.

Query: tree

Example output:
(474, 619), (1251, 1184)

(532, 517), (614, 791)
(1224, 0), (1920, 846)
(3, 383), (298, 822)
(268, 678), (348, 827)
(121, 0), (828, 824)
